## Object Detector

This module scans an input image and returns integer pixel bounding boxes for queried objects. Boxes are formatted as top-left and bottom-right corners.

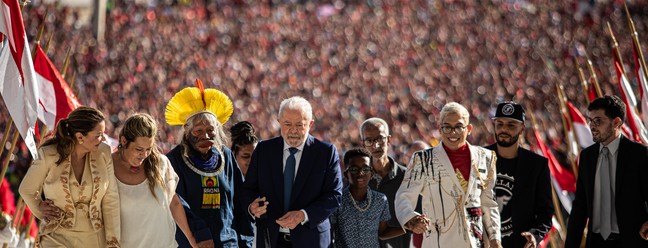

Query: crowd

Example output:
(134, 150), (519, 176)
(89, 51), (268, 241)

(7, 0), (645, 164)
(0, 0), (646, 246)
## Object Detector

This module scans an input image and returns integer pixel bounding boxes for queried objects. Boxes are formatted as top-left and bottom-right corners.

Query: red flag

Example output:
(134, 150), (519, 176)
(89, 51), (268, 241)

(0, 0), (40, 158)
(566, 101), (594, 148)
(33, 46), (80, 129)
(632, 40), (648, 129)
(533, 129), (576, 192)
(614, 60), (648, 143)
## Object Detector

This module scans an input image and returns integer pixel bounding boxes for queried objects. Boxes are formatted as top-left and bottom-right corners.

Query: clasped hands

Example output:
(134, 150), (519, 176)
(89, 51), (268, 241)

(404, 215), (430, 234)
(39, 199), (62, 223)
(249, 197), (305, 229)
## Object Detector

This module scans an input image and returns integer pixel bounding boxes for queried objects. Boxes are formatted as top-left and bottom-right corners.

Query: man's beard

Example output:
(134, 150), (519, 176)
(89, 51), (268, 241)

(496, 132), (520, 147)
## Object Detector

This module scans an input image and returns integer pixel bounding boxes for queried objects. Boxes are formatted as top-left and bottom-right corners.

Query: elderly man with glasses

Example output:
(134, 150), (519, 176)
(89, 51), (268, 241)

(359, 117), (409, 248)
(395, 102), (502, 248)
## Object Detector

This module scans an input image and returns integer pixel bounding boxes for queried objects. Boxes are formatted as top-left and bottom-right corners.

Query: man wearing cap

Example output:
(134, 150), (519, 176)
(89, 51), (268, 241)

(485, 102), (553, 248)
(165, 80), (253, 248)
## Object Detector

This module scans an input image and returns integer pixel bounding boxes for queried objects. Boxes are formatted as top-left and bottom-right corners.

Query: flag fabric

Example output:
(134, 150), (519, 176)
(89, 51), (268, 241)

(632, 42), (648, 129)
(33, 45), (80, 129)
(566, 101), (594, 148)
(533, 129), (576, 192)
(614, 60), (648, 143)
(0, 0), (40, 158)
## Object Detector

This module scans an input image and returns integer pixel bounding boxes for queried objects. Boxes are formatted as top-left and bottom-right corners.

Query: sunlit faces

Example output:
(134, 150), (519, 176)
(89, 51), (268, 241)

(361, 124), (390, 159)
(187, 121), (217, 154)
(77, 121), (106, 153)
(587, 109), (619, 145)
(494, 118), (524, 148)
(440, 113), (472, 150)
(346, 156), (372, 188)
(120, 136), (154, 168)
(279, 109), (313, 147)
(235, 143), (256, 173)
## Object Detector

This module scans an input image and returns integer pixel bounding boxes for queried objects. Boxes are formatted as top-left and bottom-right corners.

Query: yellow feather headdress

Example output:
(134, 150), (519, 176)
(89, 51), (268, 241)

(165, 79), (233, 126)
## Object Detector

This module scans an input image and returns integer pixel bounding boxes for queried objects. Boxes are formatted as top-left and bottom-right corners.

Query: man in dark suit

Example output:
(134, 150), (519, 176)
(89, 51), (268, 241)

(242, 96), (343, 248)
(565, 95), (648, 248)
(485, 102), (553, 248)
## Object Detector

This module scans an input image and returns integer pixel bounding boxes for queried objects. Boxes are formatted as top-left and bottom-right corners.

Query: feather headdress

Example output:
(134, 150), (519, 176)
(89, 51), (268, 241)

(165, 79), (233, 126)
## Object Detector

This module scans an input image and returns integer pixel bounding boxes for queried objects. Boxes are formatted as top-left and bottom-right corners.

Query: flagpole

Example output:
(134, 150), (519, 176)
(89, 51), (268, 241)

(555, 84), (580, 178)
(61, 47), (72, 79)
(574, 58), (591, 103)
(586, 57), (604, 97)
(527, 105), (568, 238)
(624, 3), (648, 85)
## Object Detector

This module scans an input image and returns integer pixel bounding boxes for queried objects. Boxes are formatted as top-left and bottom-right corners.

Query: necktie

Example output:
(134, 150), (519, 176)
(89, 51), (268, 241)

(599, 147), (613, 239)
(284, 148), (298, 212)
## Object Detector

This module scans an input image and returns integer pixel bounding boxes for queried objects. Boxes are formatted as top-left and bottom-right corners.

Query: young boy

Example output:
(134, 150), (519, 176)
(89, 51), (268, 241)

(331, 148), (404, 247)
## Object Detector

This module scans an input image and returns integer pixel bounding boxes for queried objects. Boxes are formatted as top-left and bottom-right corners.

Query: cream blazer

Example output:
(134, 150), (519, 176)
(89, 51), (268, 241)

(395, 143), (501, 248)
(19, 143), (120, 247)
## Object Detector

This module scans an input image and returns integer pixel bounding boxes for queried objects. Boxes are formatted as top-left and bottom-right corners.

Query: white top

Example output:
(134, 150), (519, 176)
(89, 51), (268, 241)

(117, 156), (179, 248)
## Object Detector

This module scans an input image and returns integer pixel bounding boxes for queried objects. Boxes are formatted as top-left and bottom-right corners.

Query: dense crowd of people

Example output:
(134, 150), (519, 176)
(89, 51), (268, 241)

(0, 0), (642, 186)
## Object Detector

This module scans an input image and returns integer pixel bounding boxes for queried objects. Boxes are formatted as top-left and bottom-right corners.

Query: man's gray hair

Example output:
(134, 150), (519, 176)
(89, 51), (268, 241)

(440, 102), (470, 124)
(359, 117), (390, 140)
(279, 96), (313, 120)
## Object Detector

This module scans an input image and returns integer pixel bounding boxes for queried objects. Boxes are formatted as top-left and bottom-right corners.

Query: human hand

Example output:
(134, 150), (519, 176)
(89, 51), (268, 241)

(39, 199), (62, 223)
(196, 239), (215, 248)
(276, 210), (305, 229)
(489, 239), (502, 248)
(404, 215), (430, 234)
(640, 221), (648, 240)
(521, 232), (536, 248)
(249, 197), (268, 219)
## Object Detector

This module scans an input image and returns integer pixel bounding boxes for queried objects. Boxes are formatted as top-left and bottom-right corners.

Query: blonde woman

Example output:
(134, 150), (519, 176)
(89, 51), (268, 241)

(113, 113), (196, 247)
(19, 106), (120, 247)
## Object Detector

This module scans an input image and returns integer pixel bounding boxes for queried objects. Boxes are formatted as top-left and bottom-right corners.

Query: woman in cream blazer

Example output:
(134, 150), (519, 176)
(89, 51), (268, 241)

(19, 107), (120, 248)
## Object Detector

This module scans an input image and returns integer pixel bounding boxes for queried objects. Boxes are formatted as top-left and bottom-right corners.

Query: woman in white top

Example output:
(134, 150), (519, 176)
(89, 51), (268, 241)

(113, 113), (197, 248)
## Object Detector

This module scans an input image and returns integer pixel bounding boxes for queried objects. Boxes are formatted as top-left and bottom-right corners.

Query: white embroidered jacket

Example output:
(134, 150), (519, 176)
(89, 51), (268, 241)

(395, 143), (501, 248)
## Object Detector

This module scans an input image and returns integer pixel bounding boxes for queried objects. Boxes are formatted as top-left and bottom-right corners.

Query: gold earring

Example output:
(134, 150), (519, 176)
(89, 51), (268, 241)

(79, 140), (84, 145)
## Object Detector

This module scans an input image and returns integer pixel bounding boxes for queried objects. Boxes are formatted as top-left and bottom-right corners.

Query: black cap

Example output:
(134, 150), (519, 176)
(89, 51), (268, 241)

(494, 102), (525, 122)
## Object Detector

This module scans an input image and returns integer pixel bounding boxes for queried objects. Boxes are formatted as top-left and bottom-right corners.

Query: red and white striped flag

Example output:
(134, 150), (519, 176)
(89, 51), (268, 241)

(33, 45), (80, 129)
(632, 41), (648, 129)
(566, 101), (594, 148)
(614, 60), (648, 143)
(0, 0), (39, 158)
(533, 129), (576, 192)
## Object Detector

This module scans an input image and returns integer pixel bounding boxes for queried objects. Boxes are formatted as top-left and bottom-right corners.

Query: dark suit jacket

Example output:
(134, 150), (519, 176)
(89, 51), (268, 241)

(241, 135), (343, 248)
(485, 144), (553, 247)
(565, 136), (648, 247)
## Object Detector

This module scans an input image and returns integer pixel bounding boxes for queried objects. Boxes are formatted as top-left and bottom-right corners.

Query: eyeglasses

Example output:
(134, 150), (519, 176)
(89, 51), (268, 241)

(348, 167), (373, 175)
(363, 136), (388, 147)
(440, 125), (467, 134)
(586, 117), (609, 127)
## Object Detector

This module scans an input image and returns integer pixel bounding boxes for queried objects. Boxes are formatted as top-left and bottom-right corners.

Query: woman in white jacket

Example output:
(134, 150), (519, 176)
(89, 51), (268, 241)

(395, 102), (502, 248)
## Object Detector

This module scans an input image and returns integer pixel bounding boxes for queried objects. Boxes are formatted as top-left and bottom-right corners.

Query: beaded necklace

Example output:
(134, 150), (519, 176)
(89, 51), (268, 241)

(349, 190), (372, 212)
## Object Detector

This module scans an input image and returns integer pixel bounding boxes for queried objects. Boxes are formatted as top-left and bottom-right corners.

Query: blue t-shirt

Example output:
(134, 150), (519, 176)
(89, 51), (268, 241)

(331, 187), (391, 248)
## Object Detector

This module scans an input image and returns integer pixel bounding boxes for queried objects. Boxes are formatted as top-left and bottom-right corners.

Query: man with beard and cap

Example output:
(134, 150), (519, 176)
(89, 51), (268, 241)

(484, 101), (553, 248)
(165, 79), (253, 248)
(566, 96), (648, 248)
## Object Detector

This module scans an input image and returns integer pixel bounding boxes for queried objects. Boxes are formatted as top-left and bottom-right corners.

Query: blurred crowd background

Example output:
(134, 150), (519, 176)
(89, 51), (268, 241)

(0, 0), (647, 190)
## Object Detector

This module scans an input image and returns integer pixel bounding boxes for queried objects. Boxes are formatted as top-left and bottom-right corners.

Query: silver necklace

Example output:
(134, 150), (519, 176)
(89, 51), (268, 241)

(349, 190), (372, 212)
